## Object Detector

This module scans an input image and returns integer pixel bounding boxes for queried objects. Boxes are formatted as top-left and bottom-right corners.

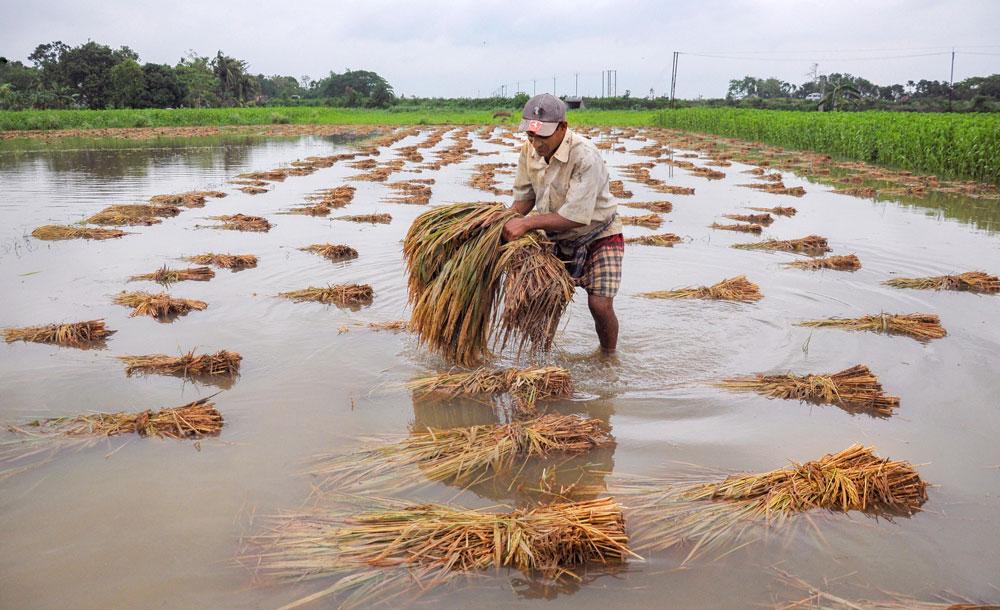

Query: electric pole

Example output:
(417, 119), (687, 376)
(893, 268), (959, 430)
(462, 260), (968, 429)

(575, 73), (579, 96)
(669, 52), (679, 108)
(553, 76), (556, 95)
(949, 48), (956, 112)
(533, 79), (536, 96)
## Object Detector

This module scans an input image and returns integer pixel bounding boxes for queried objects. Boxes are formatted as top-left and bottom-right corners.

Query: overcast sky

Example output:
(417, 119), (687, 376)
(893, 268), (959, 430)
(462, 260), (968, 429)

(2, 0), (999, 99)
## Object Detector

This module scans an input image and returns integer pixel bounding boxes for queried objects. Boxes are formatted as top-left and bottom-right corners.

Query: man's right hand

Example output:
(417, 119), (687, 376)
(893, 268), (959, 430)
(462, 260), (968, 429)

(502, 216), (532, 242)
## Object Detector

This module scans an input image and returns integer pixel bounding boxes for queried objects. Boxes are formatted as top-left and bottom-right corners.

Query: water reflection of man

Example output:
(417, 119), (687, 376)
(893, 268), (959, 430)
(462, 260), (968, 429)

(502, 93), (624, 355)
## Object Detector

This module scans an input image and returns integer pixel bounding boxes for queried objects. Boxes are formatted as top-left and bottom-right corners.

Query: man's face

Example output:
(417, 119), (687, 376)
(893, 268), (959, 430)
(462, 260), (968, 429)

(526, 122), (567, 159)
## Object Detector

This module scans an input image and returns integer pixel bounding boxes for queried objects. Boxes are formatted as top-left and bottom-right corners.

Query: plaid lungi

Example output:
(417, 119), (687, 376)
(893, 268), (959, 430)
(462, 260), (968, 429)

(559, 233), (624, 298)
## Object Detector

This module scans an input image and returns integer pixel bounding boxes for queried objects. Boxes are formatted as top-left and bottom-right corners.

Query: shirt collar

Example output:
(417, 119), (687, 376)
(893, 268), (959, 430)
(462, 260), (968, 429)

(551, 129), (573, 164)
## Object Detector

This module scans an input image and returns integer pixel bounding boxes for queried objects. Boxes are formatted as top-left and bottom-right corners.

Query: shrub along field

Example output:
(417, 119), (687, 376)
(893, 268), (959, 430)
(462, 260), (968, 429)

(1, 106), (996, 184)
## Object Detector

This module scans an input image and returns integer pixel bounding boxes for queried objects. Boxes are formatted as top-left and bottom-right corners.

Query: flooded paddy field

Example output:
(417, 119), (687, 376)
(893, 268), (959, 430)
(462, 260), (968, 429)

(1, 124), (998, 609)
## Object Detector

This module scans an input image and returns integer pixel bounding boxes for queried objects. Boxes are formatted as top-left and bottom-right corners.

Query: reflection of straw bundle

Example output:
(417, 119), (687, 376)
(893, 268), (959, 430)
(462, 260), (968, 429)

(118, 349), (242, 378)
(884, 271), (999, 294)
(243, 497), (633, 606)
(129, 265), (215, 284)
(207, 214), (272, 232)
(796, 313), (946, 341)
(625, 233), (681, 247)
(22, 397), (223, 440)
(618, 444), (927, 562)
(709, 222), (762, 234)
(31, 225), (127, 241)
(718, 364), (899, 417)
(784, 254), (861, 271)
(299, 243), (358, 262)
(3, 320), (115, 346)
(336, 213), (392, 224)
(748, 206), (796, 216)
(181, 253), (257, 269)
(732, 235), (831, 254)
(403, 202), (574, 367)
(638, 275), (762, 302)
(621, 213), (663, 228)
(773, 570), (995, 610)
(279, 284), (374, 306)
(310, 413), (608, 491)
(113, 291), (208, 318)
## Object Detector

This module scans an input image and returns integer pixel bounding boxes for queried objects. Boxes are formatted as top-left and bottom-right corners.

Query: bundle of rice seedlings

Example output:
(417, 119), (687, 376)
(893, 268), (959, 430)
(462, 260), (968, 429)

(236, 169), (288, 182)
(409, 366), (572, 409)
(732, 235), (831, 254)
(609, 180), (633, 198)
(87, 204), (181, 226)
(298, 244), (358, 262)
(279, 284), (374, 306)
(118, 349), (242, 378)
(783, 254), (861, 271)
(236, 185), (268, 195)
(309, 413), (607, 492)
(180, 253), (257, 270)
(623, 201), (672, 213)
(129, 265), (215, 284)
(113, 291), (208, 318)
(718, 364), (899, 417)
(690, 166), (726, 180)
(403, 202), (574, 367)
(3, 319), (115, 347)
(650, 184), (695, 195)
(723, 213), (772, 226)
(616, 444), (927, 562)
(748, 205), (796, 216)
(335, 213), (392, 224)
(709, 222), (762, 234)
(21, 396), (223, 440)
(796, 313), (946, 342)
(281, 185), (357, 214)
(206, 214), (272, 232)
(738, 181), (805, 196)
(31, 225), (127, 241)
(149, 190), (226, 207)
(243, 496), (633, 606)
(621, 213), (663, 228)
(884, 271), (999, 294)
(625, 233), (681, 247)
(638, 275), (762, 302)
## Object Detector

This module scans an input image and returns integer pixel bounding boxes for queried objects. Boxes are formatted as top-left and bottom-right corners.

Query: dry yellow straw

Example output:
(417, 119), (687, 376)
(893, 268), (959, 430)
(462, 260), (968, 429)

(796, 313), (946, 341)
(638, 275), (762, 302)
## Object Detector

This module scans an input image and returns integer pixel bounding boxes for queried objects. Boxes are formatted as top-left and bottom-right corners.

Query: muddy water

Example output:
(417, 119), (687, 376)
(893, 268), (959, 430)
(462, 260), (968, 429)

(1, 127), (998, 609)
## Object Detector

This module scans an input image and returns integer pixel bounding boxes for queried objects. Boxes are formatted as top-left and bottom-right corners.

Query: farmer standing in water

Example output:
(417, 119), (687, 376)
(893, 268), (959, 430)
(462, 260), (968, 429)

(502, 93), (623, 355)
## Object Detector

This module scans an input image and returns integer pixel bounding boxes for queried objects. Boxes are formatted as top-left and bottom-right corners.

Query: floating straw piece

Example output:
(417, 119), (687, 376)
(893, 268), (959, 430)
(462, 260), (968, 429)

(732, 235), (831, 254)
(206, 214), (272, 232)
(403, 202), (574, 367)
(279, 284), (374, 306)
(717, 364), (899, 417)
(796, 313), (946, 341)
(709, 222), (762, 234)
(243, 496), (634, 606)
(20, 396), (223, 440)
(784, 254), (861, 271)
(31, 225), (127, 241)
(149, 190), (226, 207)
(621, 213), (663, 228)
(748, 206), (796, 216)
(723, 213), (773, 226)
(638, 275), (762, 302)
(625, 233), (681, 247)
(118, 349), (242, 378)
(884, 271), (999, 295)
(335, 213), (392, 224)
(3, 319), (115, 347)
(87, 204), (181, 226)
(181, 253), (257, 269)
(623, 201), (672, 213)
(616, 444), (927, 562)
(129, 265), (215, 284)
(309, 413), (608, 492)
(113, 291), (208, 318)
(299, 244), (358, 262)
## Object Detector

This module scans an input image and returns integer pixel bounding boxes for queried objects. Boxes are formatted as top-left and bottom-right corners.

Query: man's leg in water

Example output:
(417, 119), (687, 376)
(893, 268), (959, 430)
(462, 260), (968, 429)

(588, 294), (618, 353)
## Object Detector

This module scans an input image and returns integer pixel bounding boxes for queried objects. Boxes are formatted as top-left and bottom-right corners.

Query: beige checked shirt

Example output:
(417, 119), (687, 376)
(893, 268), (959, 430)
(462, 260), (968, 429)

(512, 129), (622, 248)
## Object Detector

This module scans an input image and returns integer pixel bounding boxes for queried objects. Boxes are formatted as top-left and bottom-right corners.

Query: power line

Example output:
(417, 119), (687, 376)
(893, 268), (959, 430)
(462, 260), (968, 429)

(681, 51), (953, 62)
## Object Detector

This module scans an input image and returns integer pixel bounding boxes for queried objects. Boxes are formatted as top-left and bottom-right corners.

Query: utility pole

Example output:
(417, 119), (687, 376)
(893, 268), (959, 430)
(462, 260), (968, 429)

(669, 52), (679, 108)
(575, 73), (579, 96)
(533, 79), (536, 96)
(601, 71), (605, 97)
(949, 48), (956, 112)
(606, 70), (616, 97)
(553, 76), (556, 95)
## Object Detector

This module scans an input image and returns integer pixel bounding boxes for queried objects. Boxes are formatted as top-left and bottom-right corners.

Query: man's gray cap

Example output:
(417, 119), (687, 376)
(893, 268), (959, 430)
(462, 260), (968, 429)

(518, 93), (566, 137)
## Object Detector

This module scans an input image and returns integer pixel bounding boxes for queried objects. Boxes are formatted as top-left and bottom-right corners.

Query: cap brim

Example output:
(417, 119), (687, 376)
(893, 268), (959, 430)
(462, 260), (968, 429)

(518, 119), (559, 137)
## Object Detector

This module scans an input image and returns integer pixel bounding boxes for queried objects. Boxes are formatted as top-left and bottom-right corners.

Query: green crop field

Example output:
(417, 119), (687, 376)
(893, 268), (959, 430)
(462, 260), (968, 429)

(653, 108), (1000, 185)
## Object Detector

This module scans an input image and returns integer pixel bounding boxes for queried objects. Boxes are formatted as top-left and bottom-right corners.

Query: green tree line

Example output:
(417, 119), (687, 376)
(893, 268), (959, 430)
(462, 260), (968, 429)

(0, 40), (396, 111)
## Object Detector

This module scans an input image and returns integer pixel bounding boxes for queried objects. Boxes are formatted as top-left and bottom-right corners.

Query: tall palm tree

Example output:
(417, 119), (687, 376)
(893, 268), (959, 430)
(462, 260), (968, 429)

(820, 80), (862, 111)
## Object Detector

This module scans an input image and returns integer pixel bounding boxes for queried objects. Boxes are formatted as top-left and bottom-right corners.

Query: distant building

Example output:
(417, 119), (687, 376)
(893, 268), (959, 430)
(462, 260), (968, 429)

(563, 96), (585, 110)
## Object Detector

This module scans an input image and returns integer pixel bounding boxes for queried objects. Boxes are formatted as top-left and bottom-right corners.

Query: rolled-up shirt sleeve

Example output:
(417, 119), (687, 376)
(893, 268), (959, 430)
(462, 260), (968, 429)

(512, 143), (536, 201)
(556, 156), (600, 225)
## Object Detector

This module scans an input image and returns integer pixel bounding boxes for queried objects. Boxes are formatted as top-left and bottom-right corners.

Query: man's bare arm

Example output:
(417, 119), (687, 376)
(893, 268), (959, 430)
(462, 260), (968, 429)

(502, 211), (583, 242)
(512, 199), (535, 216)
